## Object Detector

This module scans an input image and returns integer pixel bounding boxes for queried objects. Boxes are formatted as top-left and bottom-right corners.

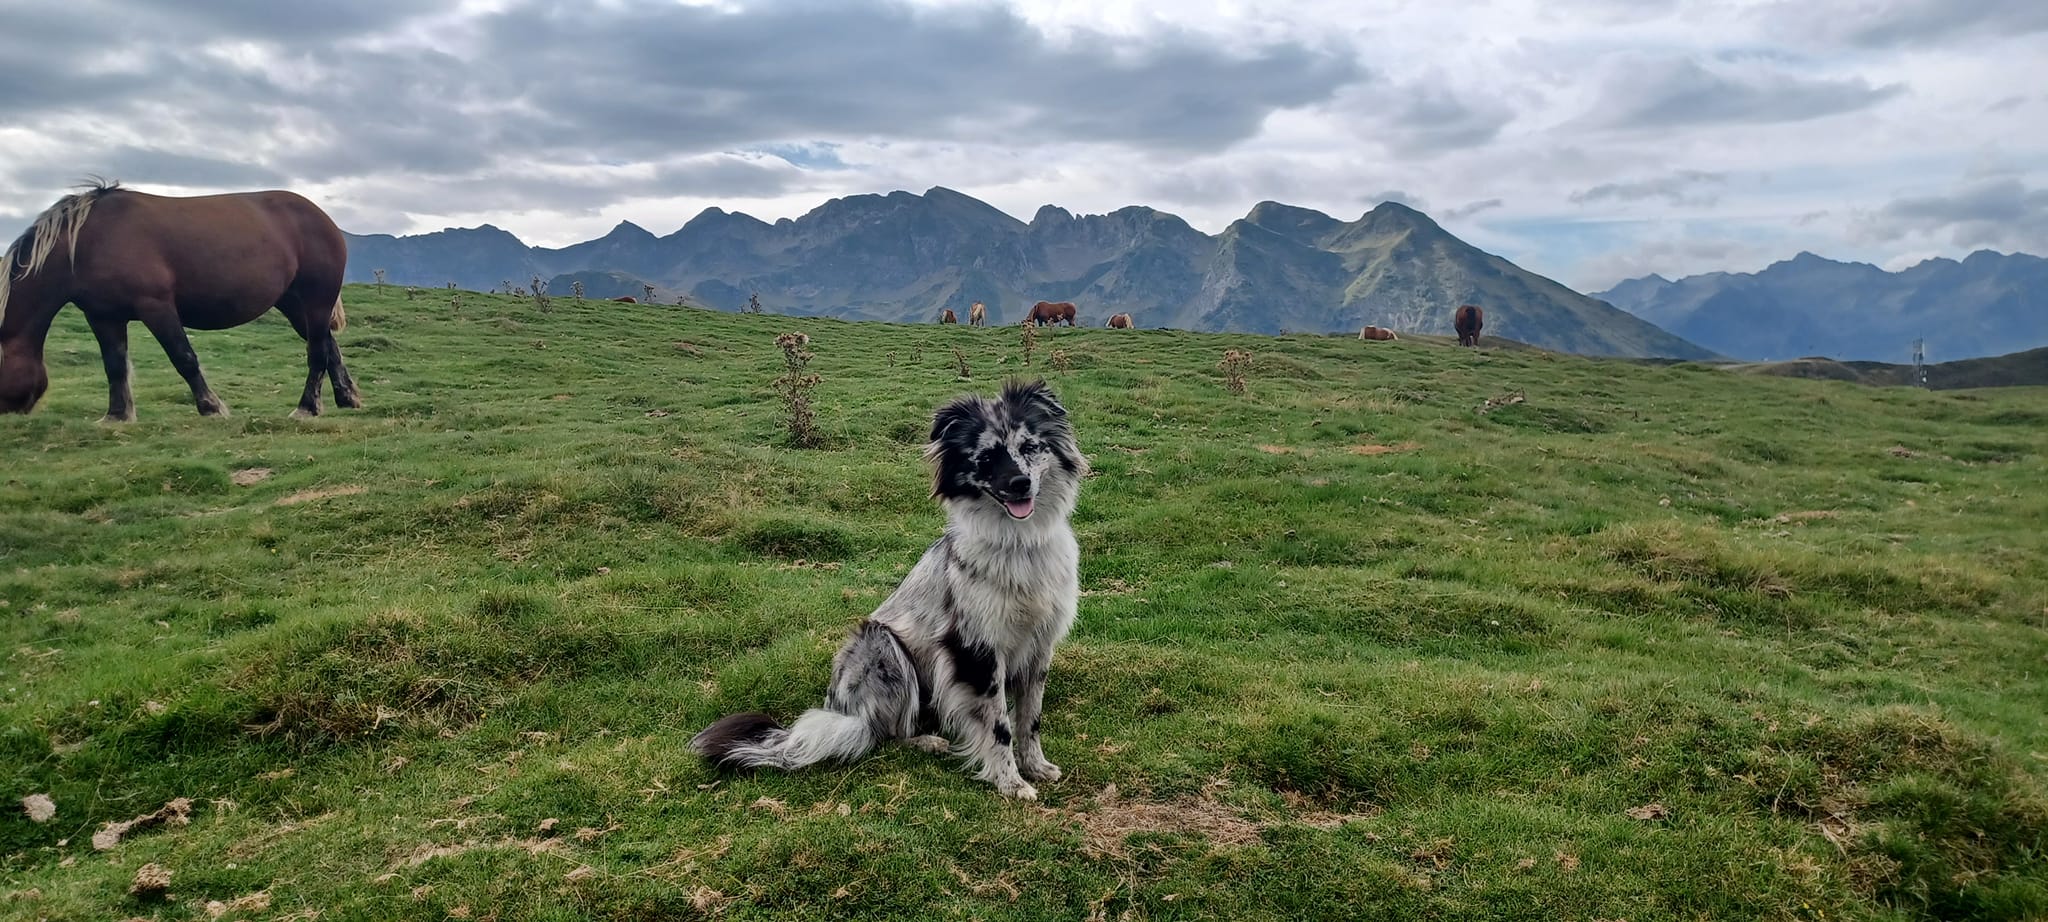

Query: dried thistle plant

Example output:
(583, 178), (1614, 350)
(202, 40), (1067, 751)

(1219, 348), (1253, 395)
(774, 332), (822, 447)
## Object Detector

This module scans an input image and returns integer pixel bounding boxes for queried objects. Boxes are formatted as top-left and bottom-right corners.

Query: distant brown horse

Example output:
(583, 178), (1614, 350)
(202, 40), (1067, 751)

(612, 295), (638, 304)
(1359, 325), (1398, 341)
(969, 301), (986, 327)
(1029, 300), (1077, 327)
(939, 308), (958, 324)
(1106, 313), (1134, 329)
(1454, 305), (1484, 347)
(0, 181), (357, 419)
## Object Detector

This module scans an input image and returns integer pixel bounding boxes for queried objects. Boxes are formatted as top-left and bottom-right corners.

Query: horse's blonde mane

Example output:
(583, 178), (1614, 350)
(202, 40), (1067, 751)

(0, 178), (120, 327)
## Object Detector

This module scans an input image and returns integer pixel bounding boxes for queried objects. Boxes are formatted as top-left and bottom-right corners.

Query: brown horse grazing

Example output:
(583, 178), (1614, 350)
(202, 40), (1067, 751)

(0, 181), (358, 420)
(612, 295), (638, 304)
(1454, 305), (1484, 347)
(1359, 325), (1398, 341)
(1029, 300), (1077, 327)
(939, 308), (958, 324)
(969, 301), (986, 327)
(1106, 312), (1134, 329)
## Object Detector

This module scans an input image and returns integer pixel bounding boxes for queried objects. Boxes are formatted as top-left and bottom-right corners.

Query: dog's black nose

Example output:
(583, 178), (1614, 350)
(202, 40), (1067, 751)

(1004, 474), (1031, 495)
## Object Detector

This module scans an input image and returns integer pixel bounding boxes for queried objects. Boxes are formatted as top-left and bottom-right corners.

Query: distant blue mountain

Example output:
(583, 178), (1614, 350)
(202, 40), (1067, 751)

(342, 187), (1717, 359)
(1594, 250), (2048, 363)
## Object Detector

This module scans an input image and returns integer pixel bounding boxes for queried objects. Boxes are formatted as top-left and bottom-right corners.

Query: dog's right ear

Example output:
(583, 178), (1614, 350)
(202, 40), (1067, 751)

(929, 396), (980, 445)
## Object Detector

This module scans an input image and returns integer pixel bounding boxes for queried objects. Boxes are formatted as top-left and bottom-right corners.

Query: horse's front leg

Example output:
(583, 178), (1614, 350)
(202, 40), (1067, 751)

(136, 305), (227, 417)
(86, 317), (135, 422)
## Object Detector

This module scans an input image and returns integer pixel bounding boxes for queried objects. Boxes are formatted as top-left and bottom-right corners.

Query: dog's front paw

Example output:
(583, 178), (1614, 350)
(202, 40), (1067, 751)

(1021, 759), (1062, 783)
(997, 778), (1039, 801)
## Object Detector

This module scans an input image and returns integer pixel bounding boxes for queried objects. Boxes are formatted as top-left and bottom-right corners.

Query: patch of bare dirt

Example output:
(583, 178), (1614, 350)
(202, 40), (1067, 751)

(393, 837), (568, 869)
(1348, 441), (1421, 456)
(1773, 510), (1839, 524)
(1064, 785), (1263, 860)
(94, 798), (193, 850)
(275, 485), (366, 506)
(203, 890), (272, 919)
(231, 468), (274, 486)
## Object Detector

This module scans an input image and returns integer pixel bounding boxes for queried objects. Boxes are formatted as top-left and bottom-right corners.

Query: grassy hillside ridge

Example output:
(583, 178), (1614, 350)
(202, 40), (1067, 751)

(1731, 346), (2048, 391)
(3, 286), (2045, 921)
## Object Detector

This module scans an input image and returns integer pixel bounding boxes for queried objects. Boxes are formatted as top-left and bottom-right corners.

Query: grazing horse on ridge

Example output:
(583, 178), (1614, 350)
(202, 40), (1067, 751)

(1106, 313), (1134, 329)
(0, 180), (359, 420)
(1359, 325), (1397, 341)
(939, 308), (958, 324)
(1028, 300), (1077, 327)
(969, 301), (986, 327)
(612, 295), (637, 303)
(1454, 305), (1484, 347)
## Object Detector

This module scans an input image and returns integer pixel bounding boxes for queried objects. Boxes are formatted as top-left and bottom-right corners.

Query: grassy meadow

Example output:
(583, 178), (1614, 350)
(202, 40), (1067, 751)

(3, 285), (2046, 921)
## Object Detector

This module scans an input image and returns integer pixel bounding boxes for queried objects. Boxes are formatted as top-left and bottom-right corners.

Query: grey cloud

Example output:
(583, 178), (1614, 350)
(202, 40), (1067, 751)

(1763, 0), (2048, 49)
(1857, 178), (2048, 252)
(1571, 170), (1726, 206)
(0, 0), (1364, 218)
(476, 1), (1364, 155)
(1330, 82), (1514, 156)
(1594, 57), (1903, 129)
(1443, 199), (1504, 220)
(60, 147), (287, 190)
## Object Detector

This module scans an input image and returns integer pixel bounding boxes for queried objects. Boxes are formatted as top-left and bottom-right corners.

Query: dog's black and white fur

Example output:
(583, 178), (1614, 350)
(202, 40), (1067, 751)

(691, 379), (1085, 799)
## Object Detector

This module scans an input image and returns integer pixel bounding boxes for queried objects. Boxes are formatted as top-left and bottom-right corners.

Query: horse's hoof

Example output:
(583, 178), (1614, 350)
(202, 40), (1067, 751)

(290, 407), (319, 420)
(99, 413), (136, 424)
(200, 404), (230, 418)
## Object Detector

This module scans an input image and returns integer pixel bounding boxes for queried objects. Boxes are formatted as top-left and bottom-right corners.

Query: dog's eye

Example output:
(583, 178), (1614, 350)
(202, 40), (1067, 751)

(1020, 440), (1044, 455)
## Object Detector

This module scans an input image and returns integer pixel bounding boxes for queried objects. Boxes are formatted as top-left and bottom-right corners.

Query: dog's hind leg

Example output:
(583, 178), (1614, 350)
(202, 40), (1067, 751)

(692, 622), (919, 770)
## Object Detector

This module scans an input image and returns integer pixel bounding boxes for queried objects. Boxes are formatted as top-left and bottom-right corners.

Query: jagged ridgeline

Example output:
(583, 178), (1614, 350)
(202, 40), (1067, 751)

(343, 188), (1717, 359)
(1597, 250), (2048, 363)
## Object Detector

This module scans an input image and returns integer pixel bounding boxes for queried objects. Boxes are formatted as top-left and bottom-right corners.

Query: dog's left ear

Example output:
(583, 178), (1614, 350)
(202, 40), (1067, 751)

(1002, 378), (1066, 421)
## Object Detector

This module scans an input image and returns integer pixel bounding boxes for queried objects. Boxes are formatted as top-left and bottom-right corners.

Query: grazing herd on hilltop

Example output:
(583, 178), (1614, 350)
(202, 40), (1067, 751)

(2, 181), (1496, 419)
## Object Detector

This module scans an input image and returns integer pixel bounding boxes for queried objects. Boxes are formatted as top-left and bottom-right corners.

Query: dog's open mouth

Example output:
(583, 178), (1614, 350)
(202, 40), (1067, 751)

(999, 496), (1035, 519)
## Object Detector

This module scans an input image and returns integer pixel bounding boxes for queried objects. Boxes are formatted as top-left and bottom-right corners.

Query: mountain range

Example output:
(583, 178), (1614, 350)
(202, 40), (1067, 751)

(342, 188), (1717, 360)
(1595, 251), (2048, 363)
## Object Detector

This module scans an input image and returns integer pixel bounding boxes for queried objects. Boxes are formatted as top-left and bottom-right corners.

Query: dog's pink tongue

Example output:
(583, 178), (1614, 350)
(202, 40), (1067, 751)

(1005, 498), (1035, 519)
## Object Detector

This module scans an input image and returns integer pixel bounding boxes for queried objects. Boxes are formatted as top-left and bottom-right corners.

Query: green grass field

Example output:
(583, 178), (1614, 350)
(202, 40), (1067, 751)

(4, 285), (2045, 921)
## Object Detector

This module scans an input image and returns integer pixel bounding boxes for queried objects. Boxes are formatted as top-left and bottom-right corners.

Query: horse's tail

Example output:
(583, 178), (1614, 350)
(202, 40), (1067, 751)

(691, 622), (918, 771)
(329, 294), (346, 333)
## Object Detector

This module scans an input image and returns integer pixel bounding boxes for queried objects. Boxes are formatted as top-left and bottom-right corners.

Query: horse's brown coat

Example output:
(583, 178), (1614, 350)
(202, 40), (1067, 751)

(1106, 313), (1134, 329)
(1454, 305), (1484, 347)
(1029, 301), (1077, 327)
(0, 181), (358, 418)
(940, 308), (958, 324)
(1359, 325), (1398, 341)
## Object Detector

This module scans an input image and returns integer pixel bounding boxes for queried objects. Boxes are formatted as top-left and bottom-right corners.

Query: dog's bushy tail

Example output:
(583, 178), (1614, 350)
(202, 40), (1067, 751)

(692, 622), (920, 771)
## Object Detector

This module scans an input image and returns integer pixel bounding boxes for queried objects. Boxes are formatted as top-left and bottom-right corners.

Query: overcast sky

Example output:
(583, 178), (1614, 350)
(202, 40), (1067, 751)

(1, 0), (2042, 290)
